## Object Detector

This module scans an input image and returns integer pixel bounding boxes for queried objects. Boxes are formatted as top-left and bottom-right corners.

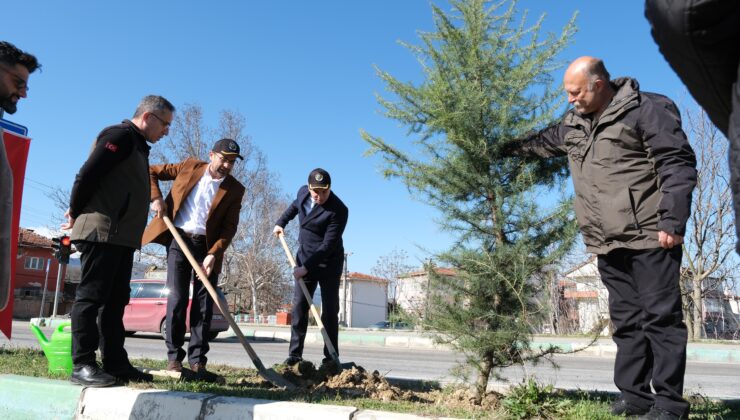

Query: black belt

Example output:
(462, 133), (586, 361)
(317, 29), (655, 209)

(177, 228), (206, 241)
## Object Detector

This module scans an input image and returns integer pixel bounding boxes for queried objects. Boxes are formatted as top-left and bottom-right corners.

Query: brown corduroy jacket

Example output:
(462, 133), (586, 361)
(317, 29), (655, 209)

(141, 158), (245, 275)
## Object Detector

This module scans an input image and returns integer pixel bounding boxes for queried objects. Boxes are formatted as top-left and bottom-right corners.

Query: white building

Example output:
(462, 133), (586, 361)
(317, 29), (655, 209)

(339, 272), (388, 328)
(396, 268), (457, 319)
(561, 257), (611, 336)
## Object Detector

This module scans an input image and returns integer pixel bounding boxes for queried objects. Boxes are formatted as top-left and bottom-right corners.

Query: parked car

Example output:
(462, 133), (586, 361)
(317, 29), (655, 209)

(123, 279), (229, 340)
(367, 320), (413, 331)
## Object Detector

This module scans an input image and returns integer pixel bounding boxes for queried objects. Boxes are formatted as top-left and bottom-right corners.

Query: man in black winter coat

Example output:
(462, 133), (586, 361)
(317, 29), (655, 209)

(273, 168), (348, 369)
(646, 0), (740, 254)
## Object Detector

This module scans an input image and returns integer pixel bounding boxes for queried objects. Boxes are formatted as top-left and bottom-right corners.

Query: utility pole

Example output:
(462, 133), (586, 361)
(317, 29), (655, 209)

(341, 252), (352, 326)
(38, 258), (52, 318)
(51, 260), (64, 318)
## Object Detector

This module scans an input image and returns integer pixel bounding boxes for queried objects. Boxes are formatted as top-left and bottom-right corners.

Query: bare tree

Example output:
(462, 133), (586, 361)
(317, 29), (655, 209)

(371, 249), (414, 316)
(681, 107), (739, 340)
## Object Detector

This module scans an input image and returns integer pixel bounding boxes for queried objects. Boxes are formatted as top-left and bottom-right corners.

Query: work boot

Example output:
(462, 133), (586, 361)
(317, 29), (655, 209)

(610, 398), (650, 416)
(190, 362), (224, 384)
(70, 364), (117, 387)
(106, 364), (154, 383)
(283, 356), (302, 366)
(167, 360), (183, 372)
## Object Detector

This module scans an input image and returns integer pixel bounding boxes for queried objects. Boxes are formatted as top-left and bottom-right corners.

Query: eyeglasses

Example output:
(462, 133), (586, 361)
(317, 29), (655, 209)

(149, 112), (171, 128)
(215, 153), (238, 164)
(0, 63), (29, 92)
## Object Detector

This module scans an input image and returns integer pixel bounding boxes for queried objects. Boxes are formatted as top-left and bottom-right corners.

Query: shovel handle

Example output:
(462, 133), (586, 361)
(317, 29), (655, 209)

(162, 216), (264, 367)
(277, 233), (340, 363)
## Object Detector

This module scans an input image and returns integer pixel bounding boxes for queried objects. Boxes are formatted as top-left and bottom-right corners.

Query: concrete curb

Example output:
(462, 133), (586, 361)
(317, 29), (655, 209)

(0, 374), (82, 419)
(228, 325), (740, 364)
(0, 375), (462, 420)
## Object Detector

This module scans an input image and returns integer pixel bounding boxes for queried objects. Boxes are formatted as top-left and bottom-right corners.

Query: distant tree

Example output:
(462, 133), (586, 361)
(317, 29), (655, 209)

(681, 107), (739, 340)
(371, 248), (415, 319)
(361, 0), (578, 401)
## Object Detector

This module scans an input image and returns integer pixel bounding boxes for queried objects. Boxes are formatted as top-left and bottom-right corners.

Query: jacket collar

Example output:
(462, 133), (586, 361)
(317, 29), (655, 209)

(122, 119), (151, 153)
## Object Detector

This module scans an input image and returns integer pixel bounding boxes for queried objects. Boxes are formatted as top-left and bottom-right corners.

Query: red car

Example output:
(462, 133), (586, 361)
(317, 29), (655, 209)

(123, 279), (229, 340)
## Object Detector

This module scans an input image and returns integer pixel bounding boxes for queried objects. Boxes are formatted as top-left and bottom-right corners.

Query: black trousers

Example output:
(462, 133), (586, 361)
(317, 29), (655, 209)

(288, 264), (341, 362)
(646, 0), (740, 251)
(70, 241), (133, 369)
(598, 247), (689, 416)
(165, 235), (218, 366)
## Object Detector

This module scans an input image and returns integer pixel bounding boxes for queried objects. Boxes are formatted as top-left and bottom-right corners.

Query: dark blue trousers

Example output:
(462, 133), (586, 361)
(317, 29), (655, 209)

(288, 264), (341, 362)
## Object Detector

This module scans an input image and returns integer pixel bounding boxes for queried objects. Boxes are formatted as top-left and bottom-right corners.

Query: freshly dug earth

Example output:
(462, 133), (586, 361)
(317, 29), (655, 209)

(262, 361), (503, 409)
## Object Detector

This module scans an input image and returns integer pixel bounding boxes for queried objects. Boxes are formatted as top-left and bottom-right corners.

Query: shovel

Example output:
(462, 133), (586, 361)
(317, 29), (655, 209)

(277, 233), (355, 371)
(162, 216), (296, 390)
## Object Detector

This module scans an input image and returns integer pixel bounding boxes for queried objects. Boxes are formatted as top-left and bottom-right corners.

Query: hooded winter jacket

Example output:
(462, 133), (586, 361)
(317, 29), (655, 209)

(514, 77), (697, 254)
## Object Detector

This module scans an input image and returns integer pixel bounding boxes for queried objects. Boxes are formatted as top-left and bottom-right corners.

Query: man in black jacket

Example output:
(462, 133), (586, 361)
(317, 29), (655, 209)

(645, 0), (740, 255)
(506, 57), (696, 420)
(273, 168), (348, 369)
(62, 95), (175, 387)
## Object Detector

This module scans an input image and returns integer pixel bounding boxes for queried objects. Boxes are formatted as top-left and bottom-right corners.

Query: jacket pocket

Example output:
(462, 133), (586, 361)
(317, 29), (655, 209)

(72, 212), (112, 243)
(601, 188), (640, 241)
(564, 131), (588, 162)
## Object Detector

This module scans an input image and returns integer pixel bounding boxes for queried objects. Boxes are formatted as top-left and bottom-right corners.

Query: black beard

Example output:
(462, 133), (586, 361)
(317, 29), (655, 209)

(0, 98), (17, 114)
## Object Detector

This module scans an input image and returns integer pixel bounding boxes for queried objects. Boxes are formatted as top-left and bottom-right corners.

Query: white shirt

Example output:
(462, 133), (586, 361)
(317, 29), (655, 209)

(174, 169), (225, 235)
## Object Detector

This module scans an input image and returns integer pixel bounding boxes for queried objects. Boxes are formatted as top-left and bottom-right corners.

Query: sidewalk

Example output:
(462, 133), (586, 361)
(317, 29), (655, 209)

(0, 374), (460, 420)
(231, 323), (740, 364)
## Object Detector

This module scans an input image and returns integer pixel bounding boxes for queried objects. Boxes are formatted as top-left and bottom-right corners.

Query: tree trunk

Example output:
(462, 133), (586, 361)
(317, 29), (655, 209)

(474, 351), (494, 404)
(692, 278), (703, 340)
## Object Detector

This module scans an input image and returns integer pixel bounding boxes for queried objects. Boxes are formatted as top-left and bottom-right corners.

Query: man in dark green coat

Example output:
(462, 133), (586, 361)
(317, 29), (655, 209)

(507, 57), (696, 420)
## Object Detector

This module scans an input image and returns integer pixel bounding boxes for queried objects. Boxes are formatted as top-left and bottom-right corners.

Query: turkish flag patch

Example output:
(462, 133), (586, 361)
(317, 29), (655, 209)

(104, 142), (118, 152)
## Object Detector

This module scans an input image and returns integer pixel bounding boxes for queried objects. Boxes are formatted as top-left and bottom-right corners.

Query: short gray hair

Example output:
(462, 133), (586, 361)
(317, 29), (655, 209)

(133, 95), (175, 118)
(585, 59), (611, 91)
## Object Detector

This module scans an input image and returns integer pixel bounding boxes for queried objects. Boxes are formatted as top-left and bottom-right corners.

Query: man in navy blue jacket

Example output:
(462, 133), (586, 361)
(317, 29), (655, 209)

(273, 168), (348, 368)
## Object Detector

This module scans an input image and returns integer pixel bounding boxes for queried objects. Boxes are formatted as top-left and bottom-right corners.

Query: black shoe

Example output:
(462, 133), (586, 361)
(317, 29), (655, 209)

(610, 398), (650, 416)
(319, 358), (340, 375)
(638, 407), (687, 420)
(106, 364), (154, 383)
(70, 364), (117, 387)
(283, 356), (302, 366)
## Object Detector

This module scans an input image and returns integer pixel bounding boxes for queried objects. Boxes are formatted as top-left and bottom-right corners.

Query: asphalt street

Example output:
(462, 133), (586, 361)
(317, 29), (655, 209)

(4, 320), (739, 399)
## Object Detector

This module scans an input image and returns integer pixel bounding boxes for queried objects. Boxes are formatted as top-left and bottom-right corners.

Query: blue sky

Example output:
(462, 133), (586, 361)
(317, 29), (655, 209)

(4, 1), (689, 275)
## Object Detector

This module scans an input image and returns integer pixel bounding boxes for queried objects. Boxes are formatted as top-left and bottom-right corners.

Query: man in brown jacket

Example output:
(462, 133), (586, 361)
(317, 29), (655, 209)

(142, 138), (244, 382)
(507, 57), (696, 420)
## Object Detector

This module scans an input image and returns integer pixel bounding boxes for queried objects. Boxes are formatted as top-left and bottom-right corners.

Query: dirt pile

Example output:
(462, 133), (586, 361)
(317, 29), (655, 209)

(273, 362), (418, 402)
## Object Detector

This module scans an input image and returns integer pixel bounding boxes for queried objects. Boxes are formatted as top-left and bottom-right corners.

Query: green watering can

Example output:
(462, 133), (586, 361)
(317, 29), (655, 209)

(29, 321), (73, 376)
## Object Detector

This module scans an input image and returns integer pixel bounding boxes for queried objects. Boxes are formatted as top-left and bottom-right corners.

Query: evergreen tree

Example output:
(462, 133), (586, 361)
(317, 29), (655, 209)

(361, 0), (578, 399)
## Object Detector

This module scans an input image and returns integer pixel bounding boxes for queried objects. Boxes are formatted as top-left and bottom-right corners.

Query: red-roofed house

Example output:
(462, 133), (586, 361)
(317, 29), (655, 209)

(14, 228), (68, 318)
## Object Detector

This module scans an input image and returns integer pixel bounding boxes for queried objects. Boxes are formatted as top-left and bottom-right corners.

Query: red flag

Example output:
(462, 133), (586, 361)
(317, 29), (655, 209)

(1, 129), (31, 339)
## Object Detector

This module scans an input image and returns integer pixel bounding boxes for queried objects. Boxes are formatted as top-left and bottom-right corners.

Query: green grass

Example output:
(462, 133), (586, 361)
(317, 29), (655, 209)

(1, 345), (736, 419)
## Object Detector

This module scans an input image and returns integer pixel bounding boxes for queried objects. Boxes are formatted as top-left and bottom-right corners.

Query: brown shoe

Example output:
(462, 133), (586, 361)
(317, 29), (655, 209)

(167, 360), (183, 372)
(189, 362), (224, 384)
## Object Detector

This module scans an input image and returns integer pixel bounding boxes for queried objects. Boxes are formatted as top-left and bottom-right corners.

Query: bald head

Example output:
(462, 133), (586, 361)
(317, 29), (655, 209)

(563, 56), (613, 117)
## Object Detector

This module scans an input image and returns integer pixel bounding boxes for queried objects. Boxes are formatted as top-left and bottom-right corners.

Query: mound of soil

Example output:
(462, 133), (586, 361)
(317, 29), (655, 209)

(268, 361), (506, 409)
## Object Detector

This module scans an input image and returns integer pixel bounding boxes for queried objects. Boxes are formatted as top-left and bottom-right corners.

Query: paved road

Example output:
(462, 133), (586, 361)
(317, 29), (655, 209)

(5, 320), (739, 399)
